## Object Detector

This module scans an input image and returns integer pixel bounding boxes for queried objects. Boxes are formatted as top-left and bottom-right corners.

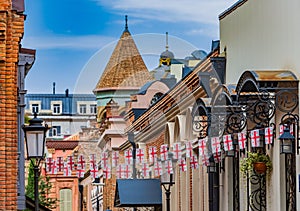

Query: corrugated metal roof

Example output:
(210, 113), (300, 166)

(25, 93), (96, 114)
(114, 179), (162, 207)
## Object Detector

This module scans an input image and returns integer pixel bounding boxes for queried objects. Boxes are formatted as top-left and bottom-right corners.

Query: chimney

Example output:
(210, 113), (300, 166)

(53, 82), (56, 94)
(65, 89), (69, 97)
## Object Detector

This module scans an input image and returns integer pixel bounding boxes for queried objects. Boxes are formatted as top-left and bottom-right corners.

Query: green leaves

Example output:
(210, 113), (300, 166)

(25, 161), (58, 209)
(240, 151), (272, 177)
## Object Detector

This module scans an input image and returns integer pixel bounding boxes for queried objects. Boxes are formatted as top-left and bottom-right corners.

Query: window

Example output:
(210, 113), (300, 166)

(53, 104), (61, 114)
(49, 126), (61, 137)
(150, 92), (163, 106)
(60, 189), (72, 211)
(90, 104), (97, 114)
(79, 104), (87, 114)
(51, 101), (62, 114)
(32, 104), (39, 114)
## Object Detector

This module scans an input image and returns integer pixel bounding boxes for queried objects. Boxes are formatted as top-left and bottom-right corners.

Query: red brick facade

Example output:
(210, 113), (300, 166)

(0, 0), (25, 210)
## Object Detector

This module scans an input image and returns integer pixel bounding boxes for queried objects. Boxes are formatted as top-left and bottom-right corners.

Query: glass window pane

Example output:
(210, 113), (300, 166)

(26, 131), (44, 157)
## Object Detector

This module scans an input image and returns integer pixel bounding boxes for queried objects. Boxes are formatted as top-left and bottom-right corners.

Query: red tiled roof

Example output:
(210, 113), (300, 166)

(46, 140), (79, 150)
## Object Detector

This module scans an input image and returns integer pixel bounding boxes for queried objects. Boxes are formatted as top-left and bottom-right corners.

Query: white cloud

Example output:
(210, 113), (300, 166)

(95, 0), (237, 25)
(21, 34), (116, 50)
(188, 27), (219, 38)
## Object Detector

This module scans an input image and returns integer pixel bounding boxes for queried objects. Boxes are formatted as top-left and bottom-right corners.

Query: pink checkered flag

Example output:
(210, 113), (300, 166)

(76, 168), (85, 178)
(190, 155), (199, 169)
(63, 162), (71, 177)
(238, 132), (247, 150)
(172, 143), (182, 160)
(178, 158), (187, 172)
(250, 129), (260, 147)
(67, 156), (75, 171)
(101, 152), (109, 168)
(123, 164), (132, 179)
(116, 164), (123, 179)
(46, 157), (53, 173)
(148, 146), (157, 163)
(112, 151), (119, 167)
(124, 149), (133, 165)
(77, 154), (86, 170)
(165, 159), (174, 174)
(223, 134), (233, 151)
(154, 161), (163, 177)
(90, 163), (99, 179)
(211, 137), (221, 153)
(198, 138), (207, 156)
(141, 163), (150, 178)
(265, 126), (273, 145)
(50, 160), (57, 174)
(89, 154), (97, 170)
(103, 165), (111, 179)
(160, 144), (168, 161)
(56, 157), (64, 172)
(185, 141), (193, 158)
(136, 148), (145, 164)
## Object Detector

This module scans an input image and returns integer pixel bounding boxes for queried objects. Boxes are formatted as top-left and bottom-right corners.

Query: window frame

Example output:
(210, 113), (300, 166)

(51, 101), (62, 115)
(29, 101), (41, 114)
(90, 104), (97, 114)
(79, 104), (87, 114)
(59, 188), (72, 211)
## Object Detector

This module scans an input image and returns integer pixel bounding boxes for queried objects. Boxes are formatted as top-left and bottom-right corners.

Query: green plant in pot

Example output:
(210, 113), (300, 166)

(240, 151), (272, 177)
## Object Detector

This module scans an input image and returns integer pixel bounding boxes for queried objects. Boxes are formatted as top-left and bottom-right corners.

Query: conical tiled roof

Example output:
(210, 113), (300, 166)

(94, 21), (153, 92)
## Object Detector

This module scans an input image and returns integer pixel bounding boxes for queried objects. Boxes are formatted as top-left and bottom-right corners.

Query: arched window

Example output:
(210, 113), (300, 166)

(150, 92), (163, 106)
(60, 188), (72, 211)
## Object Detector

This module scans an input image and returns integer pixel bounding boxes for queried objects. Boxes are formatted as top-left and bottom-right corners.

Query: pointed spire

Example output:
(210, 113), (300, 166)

(165, 32), (169, 51)
(125, 15), (129, 32)
(94, 16), (153, 91)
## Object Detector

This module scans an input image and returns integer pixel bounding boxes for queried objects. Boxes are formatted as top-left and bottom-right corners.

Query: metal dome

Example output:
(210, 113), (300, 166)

(160, 50), (175, 59)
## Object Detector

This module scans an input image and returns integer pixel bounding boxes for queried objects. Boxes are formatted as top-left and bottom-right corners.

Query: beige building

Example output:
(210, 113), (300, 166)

(219, 0), (300, 210)
(219, 0), (300, 83)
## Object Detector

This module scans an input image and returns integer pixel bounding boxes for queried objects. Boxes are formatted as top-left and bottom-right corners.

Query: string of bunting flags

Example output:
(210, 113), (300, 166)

(45, 126), (278, 179)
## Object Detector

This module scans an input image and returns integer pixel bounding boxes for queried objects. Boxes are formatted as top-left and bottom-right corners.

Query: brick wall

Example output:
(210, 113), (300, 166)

(0, 1), (25, 210)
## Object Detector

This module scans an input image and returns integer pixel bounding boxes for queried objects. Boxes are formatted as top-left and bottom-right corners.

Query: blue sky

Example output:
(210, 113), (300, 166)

(22, 0), (237, 94)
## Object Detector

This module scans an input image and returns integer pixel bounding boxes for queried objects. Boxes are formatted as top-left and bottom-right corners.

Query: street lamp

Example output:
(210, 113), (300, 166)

(160, 152), (177, 211)
(22, 113), (49, 211)
(207, 157), (218, 173)
(279, 125), (295, 154)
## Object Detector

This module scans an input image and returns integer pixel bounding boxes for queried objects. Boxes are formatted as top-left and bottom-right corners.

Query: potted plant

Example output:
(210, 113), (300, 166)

(240, 151), (272, 177)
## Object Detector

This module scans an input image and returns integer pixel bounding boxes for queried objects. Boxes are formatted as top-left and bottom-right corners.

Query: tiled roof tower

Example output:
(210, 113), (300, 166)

(94, 16), (153, 92)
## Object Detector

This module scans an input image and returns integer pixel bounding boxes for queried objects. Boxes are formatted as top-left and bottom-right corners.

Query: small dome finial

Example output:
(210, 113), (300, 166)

(125, 15), (128, 31)
(165, 32), (169, 51)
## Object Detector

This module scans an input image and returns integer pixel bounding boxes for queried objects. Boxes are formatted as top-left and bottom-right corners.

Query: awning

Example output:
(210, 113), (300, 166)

(114, 179), (162, 207)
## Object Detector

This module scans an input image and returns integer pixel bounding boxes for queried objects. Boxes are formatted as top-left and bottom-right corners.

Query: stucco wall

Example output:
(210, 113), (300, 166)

(220, 0), (300, 210)
(220, 0), (300, 84)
